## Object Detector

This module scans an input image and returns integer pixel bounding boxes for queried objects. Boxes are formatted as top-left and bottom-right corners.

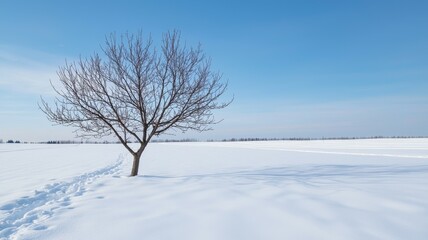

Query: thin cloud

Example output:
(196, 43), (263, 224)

(0, 45), (63, 95)
(210, 96), (428, 139)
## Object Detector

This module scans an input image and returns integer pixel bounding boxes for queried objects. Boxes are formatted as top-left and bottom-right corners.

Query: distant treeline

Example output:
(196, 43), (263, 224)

(43, 140), (112, 144)
(0, 140), (21, 144)
(212, 136), (428, 142)
(1, 136), (427, 144)
(138, 135), (428, 143)
(152, 138), (198, 143)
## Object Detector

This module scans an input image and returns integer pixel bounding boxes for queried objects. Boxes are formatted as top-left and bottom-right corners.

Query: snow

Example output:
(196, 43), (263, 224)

(1, 139), (428, 239)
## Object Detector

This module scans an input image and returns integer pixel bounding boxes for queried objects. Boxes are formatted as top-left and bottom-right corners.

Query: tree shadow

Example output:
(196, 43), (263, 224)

(141, 164), (428, 184)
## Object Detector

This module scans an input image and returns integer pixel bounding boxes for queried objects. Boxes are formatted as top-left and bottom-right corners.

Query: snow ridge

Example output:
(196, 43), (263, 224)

(0, 158), (123, 240)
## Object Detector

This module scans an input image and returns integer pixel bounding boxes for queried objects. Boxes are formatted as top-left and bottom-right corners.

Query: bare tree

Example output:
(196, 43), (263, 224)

(40, 30), (230, 176)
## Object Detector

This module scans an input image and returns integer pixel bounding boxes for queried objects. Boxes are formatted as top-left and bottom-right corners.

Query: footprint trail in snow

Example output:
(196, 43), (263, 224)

(0, 159), (123, 240)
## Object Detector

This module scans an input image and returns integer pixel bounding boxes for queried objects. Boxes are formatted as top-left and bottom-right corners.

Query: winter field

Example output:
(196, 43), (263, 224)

(1, 139), (428, 240)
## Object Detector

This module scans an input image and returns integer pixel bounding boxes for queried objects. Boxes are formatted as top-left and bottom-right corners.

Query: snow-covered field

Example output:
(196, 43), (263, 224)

(1, 139), (428, 240)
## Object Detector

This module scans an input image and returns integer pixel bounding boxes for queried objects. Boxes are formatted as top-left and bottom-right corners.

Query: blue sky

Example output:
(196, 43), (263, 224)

(1, 0), (427, 141)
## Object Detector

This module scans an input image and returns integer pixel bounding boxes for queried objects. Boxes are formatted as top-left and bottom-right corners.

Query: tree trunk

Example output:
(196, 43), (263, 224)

(130, 153), (141, 176)
(130, 144), (146, 176)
